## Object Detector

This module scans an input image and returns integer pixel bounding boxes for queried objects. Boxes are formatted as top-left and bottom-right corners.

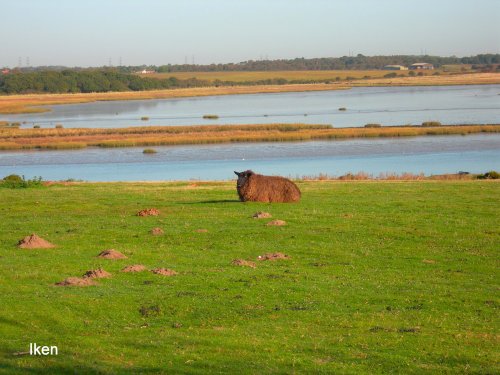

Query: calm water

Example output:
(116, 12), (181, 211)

(1, 134), (499, 181)
(4, 85), (500, 128)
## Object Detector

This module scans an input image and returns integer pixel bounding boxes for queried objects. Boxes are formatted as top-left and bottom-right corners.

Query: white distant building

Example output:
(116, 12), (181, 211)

(137, 69), (155, 74)
(383, 65), (408, 70)
(409, 63), (434, 70)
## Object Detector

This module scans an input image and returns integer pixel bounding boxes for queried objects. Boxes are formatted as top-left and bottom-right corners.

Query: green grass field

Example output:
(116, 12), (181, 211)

(0, 181), (498, 374)
(144, 70), (420, 82)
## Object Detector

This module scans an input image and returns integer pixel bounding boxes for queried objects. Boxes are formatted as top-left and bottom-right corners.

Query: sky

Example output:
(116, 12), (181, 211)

(1, 0), (499, 67)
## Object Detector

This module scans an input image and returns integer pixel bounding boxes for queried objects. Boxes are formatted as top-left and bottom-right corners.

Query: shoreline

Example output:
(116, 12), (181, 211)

(1, 123), (499, 151)
(38, 175), (499, 185)
(0, 73), (498, 115)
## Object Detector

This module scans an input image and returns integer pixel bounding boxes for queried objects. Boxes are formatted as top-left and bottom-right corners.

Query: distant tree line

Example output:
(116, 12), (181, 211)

(155, 54), (500, 72)
(1, 54), (498, 95)
(6, 54), (499, 75)
(0, 70), (209, 94)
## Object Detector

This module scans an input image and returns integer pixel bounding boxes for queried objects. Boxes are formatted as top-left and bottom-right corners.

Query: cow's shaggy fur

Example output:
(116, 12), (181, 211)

(234, 170), (301, 203)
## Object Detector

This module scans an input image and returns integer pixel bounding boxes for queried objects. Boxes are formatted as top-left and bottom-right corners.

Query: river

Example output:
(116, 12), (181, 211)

(1, 134), (499, 181)
(4, 84), (500, 129)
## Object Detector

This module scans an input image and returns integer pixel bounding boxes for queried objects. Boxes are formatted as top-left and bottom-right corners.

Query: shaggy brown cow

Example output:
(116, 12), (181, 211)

(234, 170), (301, 203)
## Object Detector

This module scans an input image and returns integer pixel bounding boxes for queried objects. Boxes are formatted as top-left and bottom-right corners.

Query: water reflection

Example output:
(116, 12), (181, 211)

(1, 134), (498, 181)
(4, 85), (499, 129)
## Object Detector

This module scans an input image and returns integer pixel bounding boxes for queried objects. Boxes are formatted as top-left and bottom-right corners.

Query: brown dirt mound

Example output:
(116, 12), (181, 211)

(122, 264), (147, 272)
(97, 249), (128, 259)
(55, 277), (96, 287)
(82, 268), (111, 279)
(150, 227), (164, 235)
(195, 229), (208, 233)
(253, 211), (272, 219)
(266, 220), (287, 226)
(17, 234), (55, 249)
(257, 252), (290, 261)
(232, 259), (256, 268)
(151, 268), (178, 276)
(137, 208), (160, 216)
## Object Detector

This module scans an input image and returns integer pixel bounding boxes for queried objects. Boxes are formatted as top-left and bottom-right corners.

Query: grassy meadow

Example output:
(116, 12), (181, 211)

(0, 181), (498, 373)
(143, 68), (477, 83)
(1, 123), (499, 150)
(145, 70), (401, 82)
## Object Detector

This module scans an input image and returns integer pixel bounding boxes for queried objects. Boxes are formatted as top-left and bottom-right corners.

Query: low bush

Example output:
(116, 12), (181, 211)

(477, 171), (500, 179)
(143, 148), (157, 154)
(203, 114), (219, 119)
(140, 116), (149, 121)
(364, 123), (382, 128)
(0, 174), (43, 188)
(338, 107), (347, 111)
(421, 121), (442, 127)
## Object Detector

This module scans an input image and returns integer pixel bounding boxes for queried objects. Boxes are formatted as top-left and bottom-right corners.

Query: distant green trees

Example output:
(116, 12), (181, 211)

(155, 54), (500, 72)
(0, 70), (210, 94)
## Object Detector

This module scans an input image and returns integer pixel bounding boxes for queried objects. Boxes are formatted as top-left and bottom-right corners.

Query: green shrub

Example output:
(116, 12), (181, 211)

(141, 116), (149, 121)
(55, 124), (63, 129)
(421, 121), (442, 127)
(338, 107), (347, 111)
(143, 148), (157, 154)
(2, 174), (23, 183)
(1, 175), (43, 188)
(364, 123), (381, 128)
(33, 125), (41, 129)
(203, 114), (219, 119)
(384, 72), (397, 78)
(477, 171), (500, 180)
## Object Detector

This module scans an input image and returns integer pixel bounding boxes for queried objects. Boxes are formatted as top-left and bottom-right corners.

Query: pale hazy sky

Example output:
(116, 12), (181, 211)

(2, 0), (499, 67)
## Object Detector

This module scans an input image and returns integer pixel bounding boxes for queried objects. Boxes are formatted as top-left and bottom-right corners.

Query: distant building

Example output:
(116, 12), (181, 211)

(137, 69), (155, 74)
(383, 65), (408, 70)
(409, 63), (434, 70)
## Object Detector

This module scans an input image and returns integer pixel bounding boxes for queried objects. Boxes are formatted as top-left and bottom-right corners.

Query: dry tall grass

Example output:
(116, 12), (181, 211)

(0, 123), (498, 150)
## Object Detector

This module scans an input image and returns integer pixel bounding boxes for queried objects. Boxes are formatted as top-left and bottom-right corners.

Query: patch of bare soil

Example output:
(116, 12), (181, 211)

(150, 227), (164, 235)
(151, 268), (178, 276)
(257, 252), (290, 261)
(55, 277), (96, 287)
(82, 268), (111, 279)
(253, 211), (272, 219)
(422, 259), (436, 264)
(232, 259), (256, 268)
(17, 234), (55, 249)
(97, 249), (128, 259)
(195, 229), (208, 233)
(122, 264), (147, 272)
(137, 208), (160, 216)
(266, 220), (286, 226)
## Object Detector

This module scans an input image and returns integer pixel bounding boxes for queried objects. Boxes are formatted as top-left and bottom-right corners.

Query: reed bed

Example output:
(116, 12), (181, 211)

(0, 123), (498, 151)
(300, 172), (479, 181)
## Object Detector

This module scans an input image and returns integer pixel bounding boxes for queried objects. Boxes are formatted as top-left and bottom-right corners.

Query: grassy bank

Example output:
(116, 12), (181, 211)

(0, 181), (498, 373)
(0, 123), (499, 150)
(143, 68), (478, 82)
(0, 73), (498, 115)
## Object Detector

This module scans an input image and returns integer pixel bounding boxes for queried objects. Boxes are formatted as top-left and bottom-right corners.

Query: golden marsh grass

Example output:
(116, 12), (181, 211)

(0, 123), (498, 150)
